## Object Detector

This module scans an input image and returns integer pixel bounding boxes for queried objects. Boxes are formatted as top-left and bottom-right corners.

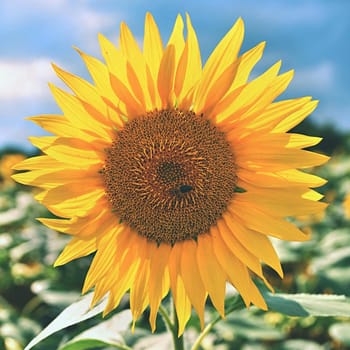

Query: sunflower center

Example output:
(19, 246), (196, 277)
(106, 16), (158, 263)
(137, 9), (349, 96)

(157, 162), (184, 184)
(102, 109), (237, 245)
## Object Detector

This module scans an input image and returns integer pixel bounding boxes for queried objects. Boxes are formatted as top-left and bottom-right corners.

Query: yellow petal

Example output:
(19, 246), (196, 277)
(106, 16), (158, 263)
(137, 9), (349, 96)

(196, 60), (239, 115)
(119, 21), (143, 62)
(168, 242), (191, 336)
(230, 203), (309, 241)
(38, 217), (74, 233)
(12, 155), (65, 170)
(54, 237), (97, 266)
(143, 12), (163, 80)
(277, 169), (328, 188)
(52, 63), (109, 119)
(197, 234), (226, 317)
(245, 97), (312, 131)
(82, 226), (122, 292)
(230, 41), (265, 90)
(49, 84), (111, 141)
(238, 167), (327, 189)
(96, 231), (139, 313)
(174, 275), (192, 336)
(28, 135), (57, 149)
(167, 14), (185, 66)
(157, 44), (176, 108)
(29, 115), (91, 139)
(233, 133), (330, 170)
(38, 182), (105, 217)
(303, 189), (325, 201)
(103, 254), (140, 316)
(287, 134), (322, 148)
(236, 147), (329, 171)
(169, 243), (182, 302)
(12, 167), (100, 189)
(237, 186), (327, 216)
(211, 225), (267, 309)
(148, 243), (171, 332)
(75, 48), (124, 127)
(214, 61), (282, 124)
(222, 212), (283, 277)
(180, 240), (206, 328)
(194, 18), (244, 111)
(37, 179), (103, 205)
(274, 100), (319, 132)
(98, 33), (125, 80)
(175, 13), (202, 105)
(232, 70), (294, 127)
(126, 61), (147, 108)
(217, 218), (266, 279)
(38, 207), (116, 239)
(99, 33), (141, 118)
(130, 257), (150, 330)
(30, 136), (105, 167)
(110, 72), (145, 117)
(120, 21), (153, 110)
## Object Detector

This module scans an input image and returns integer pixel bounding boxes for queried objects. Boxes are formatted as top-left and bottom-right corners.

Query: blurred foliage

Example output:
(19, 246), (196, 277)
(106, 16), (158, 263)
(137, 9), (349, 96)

(0, 150), (93, 350)
(0, 118), (350, 350)
(292, 119), (350, 155)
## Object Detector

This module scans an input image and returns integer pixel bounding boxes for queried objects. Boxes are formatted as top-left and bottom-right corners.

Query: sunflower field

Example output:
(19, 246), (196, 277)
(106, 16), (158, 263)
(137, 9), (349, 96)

(1, 119), (350, 350)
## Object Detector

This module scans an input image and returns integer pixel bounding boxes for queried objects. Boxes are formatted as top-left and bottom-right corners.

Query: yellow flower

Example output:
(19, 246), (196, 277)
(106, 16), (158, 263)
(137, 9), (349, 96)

(344, 193), (350, 218)
(0, 153), (26, 186)
(13, 13), (328, 334)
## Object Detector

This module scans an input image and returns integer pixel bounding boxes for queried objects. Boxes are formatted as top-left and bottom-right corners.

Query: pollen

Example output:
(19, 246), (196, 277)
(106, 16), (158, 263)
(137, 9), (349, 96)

(103, 109), (237, 245)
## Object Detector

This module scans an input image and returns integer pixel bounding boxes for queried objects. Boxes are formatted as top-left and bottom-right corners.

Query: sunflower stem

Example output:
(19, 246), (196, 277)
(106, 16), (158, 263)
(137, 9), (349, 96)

(159, 303), (175, 333)
(172, 300), (184, 350)
(190, 295), (245, 350)
(172, 299), (184, 350)
(159, 301), (184, 350)
(191, 319), (217, 350)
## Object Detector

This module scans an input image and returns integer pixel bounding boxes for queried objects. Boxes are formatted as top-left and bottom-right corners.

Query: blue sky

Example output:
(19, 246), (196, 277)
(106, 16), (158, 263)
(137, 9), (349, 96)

(0, 0), (349, 150)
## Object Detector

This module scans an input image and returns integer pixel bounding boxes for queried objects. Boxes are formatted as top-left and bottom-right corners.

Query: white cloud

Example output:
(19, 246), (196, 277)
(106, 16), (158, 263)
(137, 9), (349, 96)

(2, 0), (119, 41)
(1, 0), (67, 18)
(291, 61), (335, 93)
(317, 104), (350, 129)
(76, 7), (116, 32)
(0, 59), (56, 100)
(73, 8), (118, 53)
(242, 1), (328, 25)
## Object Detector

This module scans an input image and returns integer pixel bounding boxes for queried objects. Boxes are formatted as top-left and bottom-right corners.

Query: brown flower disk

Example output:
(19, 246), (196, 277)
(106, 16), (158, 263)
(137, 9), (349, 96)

(103, 109), (237, 245)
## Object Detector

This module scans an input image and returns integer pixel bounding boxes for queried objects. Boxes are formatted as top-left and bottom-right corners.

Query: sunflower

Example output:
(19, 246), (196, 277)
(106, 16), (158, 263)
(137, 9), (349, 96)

(344, 193), (350, 218)
(13, 13), (328, 334)
(0, 153), (25, 186)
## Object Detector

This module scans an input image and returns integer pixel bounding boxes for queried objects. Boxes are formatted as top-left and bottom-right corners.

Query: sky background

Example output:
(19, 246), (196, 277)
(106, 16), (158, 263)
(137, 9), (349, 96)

(0, 0), (349, 151)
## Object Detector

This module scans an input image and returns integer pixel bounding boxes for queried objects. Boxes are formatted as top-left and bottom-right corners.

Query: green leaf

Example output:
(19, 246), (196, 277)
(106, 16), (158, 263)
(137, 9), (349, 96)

(24, 292), (108, 350)
(329, 322), (350, 345)
(0, 192), (33, 226)
(319, 228), (350, 252)
(264, 292), (350, 317)
(311, 246), (350, 270)
(271, 239), (309, 263)
(273, 339), (324, 350)
(315, 266), (350, 294)
(58, 339), (116, 350)
(58, 310), (132, 350)
(38, 290), (81, 307)
(216, 311), (284, 341)
(133, 333), (172, 350)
